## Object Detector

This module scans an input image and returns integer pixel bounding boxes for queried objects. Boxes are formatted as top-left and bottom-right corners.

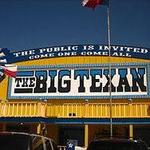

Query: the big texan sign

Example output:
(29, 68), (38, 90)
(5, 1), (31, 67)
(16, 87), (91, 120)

(8, 63), (150, 99)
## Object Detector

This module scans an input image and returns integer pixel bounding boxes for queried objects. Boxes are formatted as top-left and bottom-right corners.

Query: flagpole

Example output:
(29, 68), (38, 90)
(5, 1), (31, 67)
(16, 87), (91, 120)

(107, 0), (113, 138)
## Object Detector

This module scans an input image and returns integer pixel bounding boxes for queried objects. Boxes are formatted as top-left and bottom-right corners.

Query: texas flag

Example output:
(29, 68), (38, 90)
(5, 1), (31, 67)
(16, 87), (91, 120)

(82, 0), (108, 8)
(0, 64), (17, 78)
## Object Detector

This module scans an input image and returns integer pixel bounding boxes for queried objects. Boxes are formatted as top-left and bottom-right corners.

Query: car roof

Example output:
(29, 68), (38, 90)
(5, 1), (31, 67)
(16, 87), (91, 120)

(0, 131), (53, 141)
(92, 138), (144, 143)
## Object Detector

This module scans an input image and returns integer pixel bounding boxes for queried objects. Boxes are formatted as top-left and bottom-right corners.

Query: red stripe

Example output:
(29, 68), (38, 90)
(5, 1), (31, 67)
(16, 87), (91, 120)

(4, 69), (16, 78)
(98, 0), (104, 5)
(84, 0), (104, 8)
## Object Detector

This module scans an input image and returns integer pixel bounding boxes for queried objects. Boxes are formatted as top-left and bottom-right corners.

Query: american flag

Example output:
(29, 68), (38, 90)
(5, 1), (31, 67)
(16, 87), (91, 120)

(0, 48), (17, 81)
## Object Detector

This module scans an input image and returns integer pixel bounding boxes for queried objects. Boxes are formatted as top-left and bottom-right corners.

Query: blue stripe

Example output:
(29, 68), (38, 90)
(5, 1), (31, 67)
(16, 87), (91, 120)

(0, 117), (150, 124)
(17, 71), (34, 76)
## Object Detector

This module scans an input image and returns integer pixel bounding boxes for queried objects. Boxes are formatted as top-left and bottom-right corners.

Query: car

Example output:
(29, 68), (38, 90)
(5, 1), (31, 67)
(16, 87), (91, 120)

(0, 132), (58, 150)
(87, 138), (148, 150)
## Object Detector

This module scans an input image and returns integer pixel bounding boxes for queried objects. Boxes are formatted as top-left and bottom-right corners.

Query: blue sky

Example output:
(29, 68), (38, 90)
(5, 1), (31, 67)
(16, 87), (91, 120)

(0, 0), (150, 51)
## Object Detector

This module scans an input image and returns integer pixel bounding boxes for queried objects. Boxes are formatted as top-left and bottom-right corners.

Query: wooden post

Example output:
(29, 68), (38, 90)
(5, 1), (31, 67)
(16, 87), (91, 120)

(37, 123), (41, 134)
(129, 124), (133, 139)
(84, 124), (89, 148)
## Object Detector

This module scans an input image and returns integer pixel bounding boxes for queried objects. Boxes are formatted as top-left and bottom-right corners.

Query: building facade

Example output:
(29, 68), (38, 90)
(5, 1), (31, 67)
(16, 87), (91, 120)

(0, 44), (150, 147)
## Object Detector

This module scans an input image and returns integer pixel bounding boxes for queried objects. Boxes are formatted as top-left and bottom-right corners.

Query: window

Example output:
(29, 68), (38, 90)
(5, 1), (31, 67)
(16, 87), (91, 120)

(0, 134), (30, 150)
(45, 139), (52, 150)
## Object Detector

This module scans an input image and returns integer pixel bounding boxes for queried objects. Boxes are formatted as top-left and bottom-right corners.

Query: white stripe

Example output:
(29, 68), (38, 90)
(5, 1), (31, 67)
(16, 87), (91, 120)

(82, 0), (89, 6)
(0, 72), (4, 76)
(0, 52), (5, 57)
(0, 59), (7, 63)
(4, 64), (17, 72)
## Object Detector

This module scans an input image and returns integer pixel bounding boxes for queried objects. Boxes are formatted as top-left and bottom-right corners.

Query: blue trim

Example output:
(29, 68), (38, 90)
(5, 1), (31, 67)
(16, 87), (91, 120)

(147, 64), (150, 96)
(1, 117), (150, 125)
(8, 95), (150, 100)
(8, 77), (12, 100)
(17, 71), (34, 76)
(17, 62), (149, 70)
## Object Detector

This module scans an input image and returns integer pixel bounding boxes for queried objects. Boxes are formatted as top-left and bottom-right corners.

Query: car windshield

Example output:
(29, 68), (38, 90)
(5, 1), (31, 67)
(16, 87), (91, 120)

(88, 141), (148, 150)
(0, 134), (30, 150)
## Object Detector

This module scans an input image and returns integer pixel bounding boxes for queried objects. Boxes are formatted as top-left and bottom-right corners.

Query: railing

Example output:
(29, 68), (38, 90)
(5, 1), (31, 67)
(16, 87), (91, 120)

(57, 145), (86, 150)
(0, 102), (46, 117)
(46, 102), (150, 118)
(0, 101), (150, 118)
(57, 146), (66, 150)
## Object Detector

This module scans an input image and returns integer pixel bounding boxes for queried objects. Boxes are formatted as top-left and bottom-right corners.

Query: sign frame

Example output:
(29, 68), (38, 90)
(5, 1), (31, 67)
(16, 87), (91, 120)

(8, 62), (150, 100)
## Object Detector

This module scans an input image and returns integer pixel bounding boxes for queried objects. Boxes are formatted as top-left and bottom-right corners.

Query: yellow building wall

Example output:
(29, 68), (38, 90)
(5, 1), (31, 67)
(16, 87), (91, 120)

(0, 56), (149, 101)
